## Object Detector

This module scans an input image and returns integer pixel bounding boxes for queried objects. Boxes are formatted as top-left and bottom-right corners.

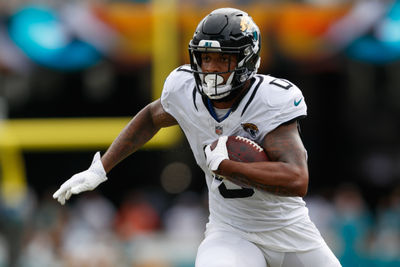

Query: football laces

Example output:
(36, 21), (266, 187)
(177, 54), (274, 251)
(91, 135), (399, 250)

(235, 136), (263, 152)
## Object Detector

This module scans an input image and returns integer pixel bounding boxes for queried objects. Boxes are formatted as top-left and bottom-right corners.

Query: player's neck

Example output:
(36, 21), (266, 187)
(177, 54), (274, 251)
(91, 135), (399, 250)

(212, 97), (237, 109)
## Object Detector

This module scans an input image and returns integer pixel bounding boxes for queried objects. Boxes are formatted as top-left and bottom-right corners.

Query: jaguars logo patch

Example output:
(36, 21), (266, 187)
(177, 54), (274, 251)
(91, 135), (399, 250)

(241, 123), (259, 138)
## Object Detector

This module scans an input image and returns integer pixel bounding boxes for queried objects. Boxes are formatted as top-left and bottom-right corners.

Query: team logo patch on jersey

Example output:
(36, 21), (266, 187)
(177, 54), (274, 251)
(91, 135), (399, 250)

(241, 123), (259, 138)
(215, 125), (223, 135)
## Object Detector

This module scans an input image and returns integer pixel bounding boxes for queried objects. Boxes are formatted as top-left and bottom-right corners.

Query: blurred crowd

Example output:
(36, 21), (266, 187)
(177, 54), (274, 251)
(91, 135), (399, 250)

(307, 184), (400, 267)
(0, 182), (399, 267)
(0, 188), (207, 267)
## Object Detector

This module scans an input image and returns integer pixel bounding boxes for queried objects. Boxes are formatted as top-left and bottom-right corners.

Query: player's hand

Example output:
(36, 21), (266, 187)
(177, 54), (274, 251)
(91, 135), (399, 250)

(204, 136), (229, 171)
(53, 152), (108, 205)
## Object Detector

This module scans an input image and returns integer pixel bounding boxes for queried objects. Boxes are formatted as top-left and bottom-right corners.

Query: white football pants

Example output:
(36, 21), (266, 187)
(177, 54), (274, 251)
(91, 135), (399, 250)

(195, 228), (341, 267)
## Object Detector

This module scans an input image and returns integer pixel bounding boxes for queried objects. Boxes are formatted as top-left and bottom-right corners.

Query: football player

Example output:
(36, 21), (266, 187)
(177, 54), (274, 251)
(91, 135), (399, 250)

(53, 8), (342, 267)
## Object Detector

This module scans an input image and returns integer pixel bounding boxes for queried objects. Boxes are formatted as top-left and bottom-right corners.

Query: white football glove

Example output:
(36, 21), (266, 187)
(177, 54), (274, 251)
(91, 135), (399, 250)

(53, 152), (108, 205)
(204, 136), (229, 171)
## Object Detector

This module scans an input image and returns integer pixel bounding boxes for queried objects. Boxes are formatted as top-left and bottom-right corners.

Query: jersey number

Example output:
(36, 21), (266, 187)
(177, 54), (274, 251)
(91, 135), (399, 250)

(218, 183), (255, 198)
(270, 78), (293, 90)
(215, 175), (255, 198)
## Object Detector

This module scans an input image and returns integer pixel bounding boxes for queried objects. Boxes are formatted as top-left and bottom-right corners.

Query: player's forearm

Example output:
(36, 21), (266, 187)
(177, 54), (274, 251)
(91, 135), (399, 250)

(101, 105), (160, 173)
(218, 160), (308, 197)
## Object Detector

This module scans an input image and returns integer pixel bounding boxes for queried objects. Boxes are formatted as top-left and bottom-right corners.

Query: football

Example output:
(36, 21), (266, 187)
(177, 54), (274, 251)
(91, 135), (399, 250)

(210, 136), (269, 162)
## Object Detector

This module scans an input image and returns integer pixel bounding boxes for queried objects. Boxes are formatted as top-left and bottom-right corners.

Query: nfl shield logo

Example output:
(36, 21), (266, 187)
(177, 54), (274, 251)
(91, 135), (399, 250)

(215, 125), (223, 135)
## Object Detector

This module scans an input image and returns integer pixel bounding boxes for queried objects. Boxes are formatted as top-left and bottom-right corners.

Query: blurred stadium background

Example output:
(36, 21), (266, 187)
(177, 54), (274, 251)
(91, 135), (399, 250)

(0, 0), (400, 266)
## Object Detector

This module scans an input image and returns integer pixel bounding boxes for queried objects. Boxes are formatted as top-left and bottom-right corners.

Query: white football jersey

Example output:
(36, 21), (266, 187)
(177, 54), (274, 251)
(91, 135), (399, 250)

(161, 65), (310, 233)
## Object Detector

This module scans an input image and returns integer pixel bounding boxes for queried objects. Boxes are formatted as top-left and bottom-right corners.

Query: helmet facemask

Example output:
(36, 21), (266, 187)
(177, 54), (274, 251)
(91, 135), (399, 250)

(189, 42), (239, 99)
(189, 42), (259, 100)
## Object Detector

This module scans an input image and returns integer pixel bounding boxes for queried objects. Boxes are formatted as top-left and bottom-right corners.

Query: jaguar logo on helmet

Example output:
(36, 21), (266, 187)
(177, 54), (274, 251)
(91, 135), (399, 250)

(241, 123), (259, 138)
(240, 15), (255, 33)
